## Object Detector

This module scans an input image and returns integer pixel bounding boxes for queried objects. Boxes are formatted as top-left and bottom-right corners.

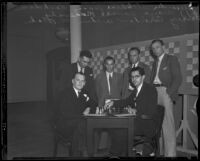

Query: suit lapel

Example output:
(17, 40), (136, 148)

(158, 54), (168, 75)
(138, 62), (144, 68)
(150, 61), (157, 82)
(72, 63), (79, 73)
(136, 83), (145, 101)
(71, 86), (79, 100)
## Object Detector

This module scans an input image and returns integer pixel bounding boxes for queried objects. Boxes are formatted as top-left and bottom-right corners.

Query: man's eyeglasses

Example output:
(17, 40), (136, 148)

(131, 75), (141, 79)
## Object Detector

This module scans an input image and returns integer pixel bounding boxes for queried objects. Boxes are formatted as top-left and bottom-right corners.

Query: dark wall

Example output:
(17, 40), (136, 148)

(82, 20), (199, 49)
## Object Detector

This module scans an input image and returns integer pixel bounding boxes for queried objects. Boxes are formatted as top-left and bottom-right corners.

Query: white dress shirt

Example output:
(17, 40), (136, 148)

(106, 71), (113, 94)
(153, 53), (165, 84)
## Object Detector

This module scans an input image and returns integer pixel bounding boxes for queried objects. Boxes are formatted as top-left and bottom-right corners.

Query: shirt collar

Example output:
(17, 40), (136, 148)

(131, 62), (139, 68)
(106, 71), (113, 77)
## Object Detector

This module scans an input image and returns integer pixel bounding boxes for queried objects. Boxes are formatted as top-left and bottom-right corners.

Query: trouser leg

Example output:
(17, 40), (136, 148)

(156, 87), (176, 157)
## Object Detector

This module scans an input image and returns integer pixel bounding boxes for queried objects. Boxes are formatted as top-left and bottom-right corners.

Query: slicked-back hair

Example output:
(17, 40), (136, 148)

(128, 47), (140, 59)
(150, 39), (164, 48)
(129, 66), (145, 78)
(103, 56), (115, 65)
(80, 50), (92, 59)
(72, 72), (85, 80)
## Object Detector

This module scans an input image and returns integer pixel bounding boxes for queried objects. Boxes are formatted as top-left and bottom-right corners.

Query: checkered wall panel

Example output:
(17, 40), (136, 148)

(184, 38), (199, 92)
(90, 33), (199, 95)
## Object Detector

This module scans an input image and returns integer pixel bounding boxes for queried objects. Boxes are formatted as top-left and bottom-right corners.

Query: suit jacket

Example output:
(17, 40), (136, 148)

(150, 54), (182, 102)
(54, 86), (97, 135)
(95, 71), (123, 107)
(59, 62), (97, 101)
(122, 62), (151, 98)
(114, 82), (157, 119)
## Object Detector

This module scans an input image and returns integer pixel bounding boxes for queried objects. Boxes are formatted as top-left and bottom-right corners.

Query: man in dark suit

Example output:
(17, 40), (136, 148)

(55, 72), (97, 156)
(149, 39), (182, 157)
(105, 66), (158, 156)
(59, 50), (97, 101)
(122, 47), (151, 99)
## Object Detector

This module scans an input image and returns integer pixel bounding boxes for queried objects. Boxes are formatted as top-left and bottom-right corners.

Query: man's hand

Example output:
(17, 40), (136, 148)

(83, 107), (90, 115)
(104, 100), (114, 110)
(127, 107), (137, 115)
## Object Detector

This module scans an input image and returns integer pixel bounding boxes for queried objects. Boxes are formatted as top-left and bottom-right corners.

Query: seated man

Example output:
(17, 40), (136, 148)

(105, 66), (158, 156)
(54, 72), (97, 157)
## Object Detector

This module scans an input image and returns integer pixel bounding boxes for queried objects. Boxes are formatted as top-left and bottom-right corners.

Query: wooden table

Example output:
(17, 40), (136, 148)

(85, 115), (134, 157)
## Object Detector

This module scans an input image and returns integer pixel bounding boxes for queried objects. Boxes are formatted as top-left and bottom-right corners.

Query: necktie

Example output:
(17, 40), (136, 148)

(134, 88), (138, 107)
(133, 64), (136, 68)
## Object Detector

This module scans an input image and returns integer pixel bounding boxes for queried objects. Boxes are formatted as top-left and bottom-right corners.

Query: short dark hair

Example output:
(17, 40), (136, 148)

(80, 50), (92, 59)
(73, 72), (85, 80)
(128, 47), (140, 58)
(150, 39), (164, 47)
(130, 66), (145, 76)
(104, 56), (115, 64)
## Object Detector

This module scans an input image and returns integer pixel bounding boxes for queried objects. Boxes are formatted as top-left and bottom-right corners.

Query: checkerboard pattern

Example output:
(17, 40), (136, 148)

(185, 39), (199, 89)
(91, 41), (181, 78)
(90, 33), (199, 94)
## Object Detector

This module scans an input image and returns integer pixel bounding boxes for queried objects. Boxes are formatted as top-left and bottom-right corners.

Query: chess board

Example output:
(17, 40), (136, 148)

(90, 33), (199, 95)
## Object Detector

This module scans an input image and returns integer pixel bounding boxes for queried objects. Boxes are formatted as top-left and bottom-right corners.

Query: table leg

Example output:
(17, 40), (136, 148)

(128, 118), (134, 157)
(87, 121), (93, 157)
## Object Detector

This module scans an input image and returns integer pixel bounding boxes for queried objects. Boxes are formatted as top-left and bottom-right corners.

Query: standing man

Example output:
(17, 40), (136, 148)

(95, 56), (123, 107)
(60, 50), (97, 101)
(54, 72), (97, 156)
(95, 56), (123, 153)
(149, 39), (182, 157)
(122, 47), (151, 99)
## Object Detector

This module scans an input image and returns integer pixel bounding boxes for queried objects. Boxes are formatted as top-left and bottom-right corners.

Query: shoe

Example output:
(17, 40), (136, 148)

(136, 151), (143, 157)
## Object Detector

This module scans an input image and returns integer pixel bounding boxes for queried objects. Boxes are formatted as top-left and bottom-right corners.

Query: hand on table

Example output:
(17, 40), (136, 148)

(127, 107), (136, 115)
(104, 100), (114, 110)
(83, 107), (90, 115)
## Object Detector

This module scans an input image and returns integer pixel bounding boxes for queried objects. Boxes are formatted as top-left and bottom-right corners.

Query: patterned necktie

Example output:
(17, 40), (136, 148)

(133, 87), (138, 107)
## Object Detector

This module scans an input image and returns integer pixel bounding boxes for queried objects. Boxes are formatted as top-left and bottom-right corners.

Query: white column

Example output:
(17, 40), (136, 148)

(70, 5), (82, 63)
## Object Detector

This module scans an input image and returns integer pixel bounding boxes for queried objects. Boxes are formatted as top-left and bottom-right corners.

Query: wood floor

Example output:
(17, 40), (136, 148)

(6, 101), (196, 159)
(7, 101), (54, 159)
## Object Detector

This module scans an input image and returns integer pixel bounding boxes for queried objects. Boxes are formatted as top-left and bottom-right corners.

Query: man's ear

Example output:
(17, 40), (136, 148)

(162, 45), (166, 52)
(142, 75), (146, 81)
